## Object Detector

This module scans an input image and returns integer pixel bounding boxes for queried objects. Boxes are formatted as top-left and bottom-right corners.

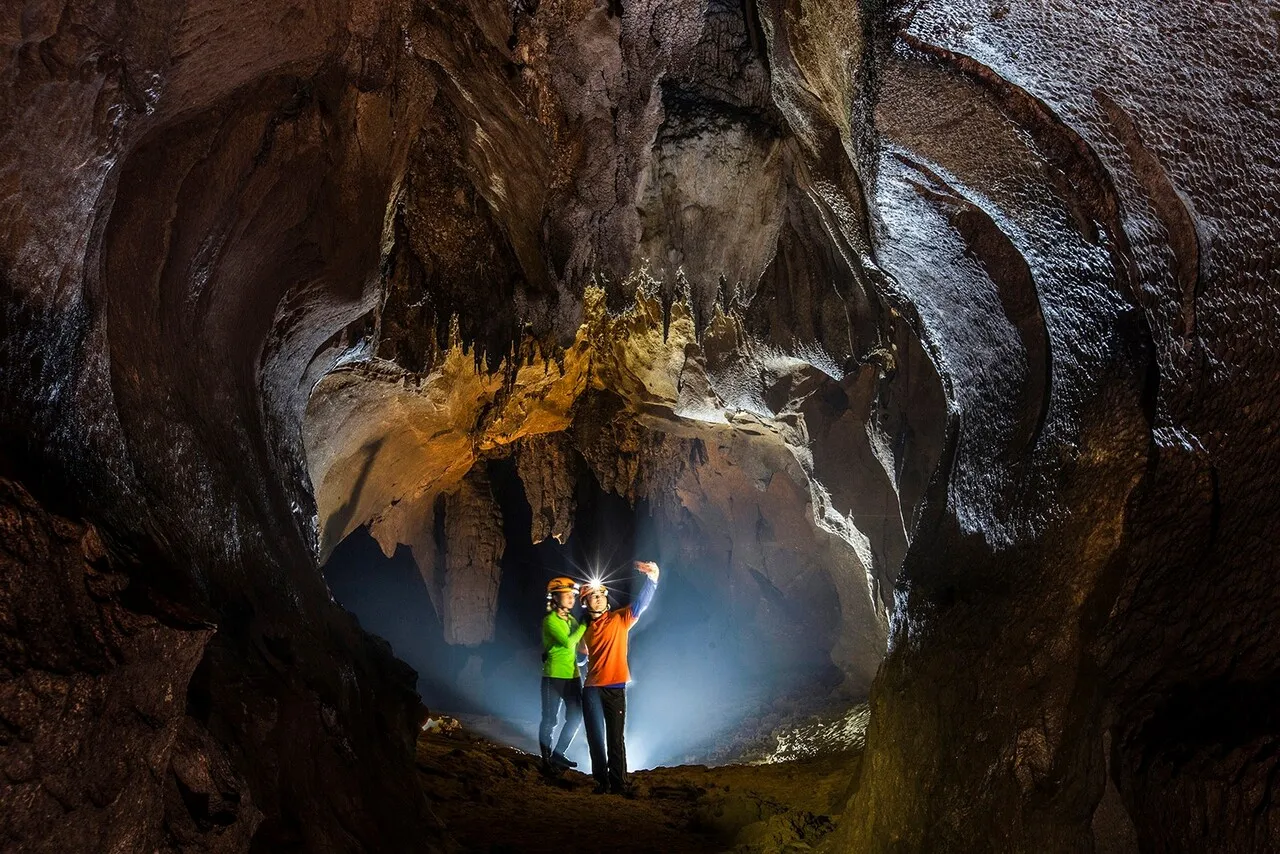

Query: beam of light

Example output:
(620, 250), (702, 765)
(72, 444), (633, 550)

(624, 733), (651, 772)
(566, 555), (630, 594)
(588, 564), (620, 588)
(337, 493), (859, 771)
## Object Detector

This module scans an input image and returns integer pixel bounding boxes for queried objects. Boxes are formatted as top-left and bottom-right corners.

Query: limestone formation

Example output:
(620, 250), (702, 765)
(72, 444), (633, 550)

(2, 0), (1277, 851)
(440, 466), (506, 647)
(516, 433), (578, 545)
(307, 290), (895, 690)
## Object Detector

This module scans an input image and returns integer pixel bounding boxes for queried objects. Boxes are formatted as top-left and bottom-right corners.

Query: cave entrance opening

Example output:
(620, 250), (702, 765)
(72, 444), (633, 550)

(322, 447), (854, 769)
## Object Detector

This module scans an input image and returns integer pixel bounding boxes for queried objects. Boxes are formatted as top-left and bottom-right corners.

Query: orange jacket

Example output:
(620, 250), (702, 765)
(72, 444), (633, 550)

(581, 607), (639, 687)
(581, 577), (657, 687)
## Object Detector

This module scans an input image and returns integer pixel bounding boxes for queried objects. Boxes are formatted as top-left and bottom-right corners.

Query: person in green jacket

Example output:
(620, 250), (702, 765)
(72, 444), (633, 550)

(539, 576), (586, 774)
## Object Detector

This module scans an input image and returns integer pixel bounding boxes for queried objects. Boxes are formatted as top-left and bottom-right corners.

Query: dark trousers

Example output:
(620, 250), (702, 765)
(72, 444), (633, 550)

(583, 686), (627, 790)
(539, 676), (583, 760)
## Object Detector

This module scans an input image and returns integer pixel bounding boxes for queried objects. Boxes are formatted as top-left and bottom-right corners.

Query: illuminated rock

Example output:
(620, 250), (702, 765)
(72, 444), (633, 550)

(1, 0), (1276, 850)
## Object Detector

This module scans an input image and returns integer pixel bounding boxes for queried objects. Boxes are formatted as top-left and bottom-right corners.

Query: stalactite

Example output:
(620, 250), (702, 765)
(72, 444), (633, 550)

(440, 466), (505, 646)
(516, 433), (578, 545)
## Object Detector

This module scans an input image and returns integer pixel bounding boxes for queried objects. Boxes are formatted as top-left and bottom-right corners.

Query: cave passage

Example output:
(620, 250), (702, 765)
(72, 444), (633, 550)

(4, 0), (1275, 848)
(323, 455), (848, 770)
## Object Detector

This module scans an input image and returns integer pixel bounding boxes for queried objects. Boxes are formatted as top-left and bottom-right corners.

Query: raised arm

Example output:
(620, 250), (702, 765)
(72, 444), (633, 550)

(629, 561), (660, 621)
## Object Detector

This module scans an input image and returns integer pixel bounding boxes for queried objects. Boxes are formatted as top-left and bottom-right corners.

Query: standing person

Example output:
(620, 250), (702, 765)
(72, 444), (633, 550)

(540, 576), (586, 776)
(579, 560), (660, 795)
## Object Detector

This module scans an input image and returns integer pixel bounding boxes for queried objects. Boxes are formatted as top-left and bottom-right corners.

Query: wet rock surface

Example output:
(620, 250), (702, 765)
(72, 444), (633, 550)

(2, 0), (442, 849)
(2, 0), (1278, 852)
(838, 2), (1280, 852)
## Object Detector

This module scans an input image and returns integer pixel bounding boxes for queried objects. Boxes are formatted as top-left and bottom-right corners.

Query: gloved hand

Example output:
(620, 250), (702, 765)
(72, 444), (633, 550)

(634, 560), (660, 582)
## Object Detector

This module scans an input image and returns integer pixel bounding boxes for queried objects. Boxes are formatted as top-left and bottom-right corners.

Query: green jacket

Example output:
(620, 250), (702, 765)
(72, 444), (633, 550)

(541, 610), (587, 679)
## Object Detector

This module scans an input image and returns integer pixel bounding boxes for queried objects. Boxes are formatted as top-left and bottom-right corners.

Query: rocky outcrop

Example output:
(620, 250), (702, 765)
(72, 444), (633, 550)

(0, 464), (440, 853)
(0, 477), (238, 852)
(2, 0), (441, 849)
(3, 0), (1278, 852)
(571, 390), (706, 509)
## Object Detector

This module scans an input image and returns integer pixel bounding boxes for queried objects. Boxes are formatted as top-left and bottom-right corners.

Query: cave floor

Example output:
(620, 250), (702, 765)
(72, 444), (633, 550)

(416, 728), (859, 853)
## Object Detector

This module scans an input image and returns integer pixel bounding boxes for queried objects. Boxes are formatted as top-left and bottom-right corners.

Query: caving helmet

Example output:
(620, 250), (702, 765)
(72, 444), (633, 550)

(546, 576), (579, 598)
(579, 580), (609, 605)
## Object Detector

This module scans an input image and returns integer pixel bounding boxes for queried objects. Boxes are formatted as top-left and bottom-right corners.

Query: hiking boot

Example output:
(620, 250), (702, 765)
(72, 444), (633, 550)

(538, 746), (563, 778)
(550, 752), (577, 769)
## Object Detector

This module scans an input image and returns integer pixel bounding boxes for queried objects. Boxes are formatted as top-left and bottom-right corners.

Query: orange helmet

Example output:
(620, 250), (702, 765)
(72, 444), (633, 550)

(546, 576), (579, 597)
(579, 581), (609, 600)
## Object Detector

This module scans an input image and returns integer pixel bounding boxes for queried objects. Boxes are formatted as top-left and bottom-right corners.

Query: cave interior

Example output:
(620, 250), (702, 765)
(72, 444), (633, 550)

(2, 0), (1278, 851)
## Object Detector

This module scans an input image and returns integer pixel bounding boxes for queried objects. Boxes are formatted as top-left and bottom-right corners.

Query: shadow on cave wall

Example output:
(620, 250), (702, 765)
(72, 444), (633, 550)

(322, 457), (846, 769)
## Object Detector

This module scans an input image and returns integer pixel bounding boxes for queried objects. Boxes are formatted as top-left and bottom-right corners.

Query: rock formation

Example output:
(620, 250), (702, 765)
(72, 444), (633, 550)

(2, 0), (1277, 851)
(308, 289), (895, 693)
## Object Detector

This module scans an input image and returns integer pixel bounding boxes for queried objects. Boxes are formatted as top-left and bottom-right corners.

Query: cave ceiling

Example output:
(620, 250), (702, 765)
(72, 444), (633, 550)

(300, 0), (937, 688)
(2, 0), (1278, 851)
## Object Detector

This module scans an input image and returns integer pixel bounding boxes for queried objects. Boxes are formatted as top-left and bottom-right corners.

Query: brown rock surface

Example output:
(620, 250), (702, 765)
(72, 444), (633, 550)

(516, 432), (579, 545)
(0, 476), (238, 851)
(2, 0), (1277, 851)
(2, 0), (441, 849)
(415, 724), (858, 853)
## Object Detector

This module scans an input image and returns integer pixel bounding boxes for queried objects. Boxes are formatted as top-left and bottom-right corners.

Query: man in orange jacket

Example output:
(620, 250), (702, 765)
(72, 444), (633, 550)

(578, 560), (660, 795)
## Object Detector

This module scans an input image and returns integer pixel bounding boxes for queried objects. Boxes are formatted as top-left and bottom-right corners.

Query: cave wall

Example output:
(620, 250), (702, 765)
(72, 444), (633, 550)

(3, 0), (1278, 852)
(2, 0), (441, 849)
(0, 477), (233, 851)
(839, 2), (1280, 852)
